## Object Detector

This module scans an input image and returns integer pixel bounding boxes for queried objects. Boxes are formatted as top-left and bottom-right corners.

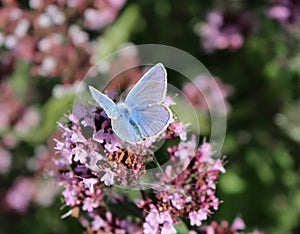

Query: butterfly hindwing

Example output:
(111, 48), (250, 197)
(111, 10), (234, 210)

(111, 114), (143, 143)
(131, 104), (171, 138)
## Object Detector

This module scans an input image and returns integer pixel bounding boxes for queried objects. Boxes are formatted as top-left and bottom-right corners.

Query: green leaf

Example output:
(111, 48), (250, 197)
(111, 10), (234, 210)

(19, 94), (75, 143)
(9, 60), (30, 100)
(174, 222), (189, 233)
(219, 169), (246, 194)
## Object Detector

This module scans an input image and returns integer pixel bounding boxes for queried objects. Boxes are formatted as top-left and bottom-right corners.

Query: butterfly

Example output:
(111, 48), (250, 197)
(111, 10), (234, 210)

(89, 63), (172, 144)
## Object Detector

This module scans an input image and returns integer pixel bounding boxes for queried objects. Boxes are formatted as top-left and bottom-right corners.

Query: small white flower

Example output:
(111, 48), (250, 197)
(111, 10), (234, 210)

(101, 169), (115, 186)
(4, 35), (17, 49)
(29, 0), (42, 9)
(39, 56), (56, 75)
(37, 14), (52, 28)
(14, 19), (30, 37)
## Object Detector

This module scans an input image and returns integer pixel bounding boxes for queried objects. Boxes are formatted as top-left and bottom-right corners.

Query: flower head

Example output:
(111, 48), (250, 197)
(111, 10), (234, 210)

(197, 10), (254, 52)
(52, 91), (224, 233)
(0, 0), (126, 81)
(267, 0), (300, 30)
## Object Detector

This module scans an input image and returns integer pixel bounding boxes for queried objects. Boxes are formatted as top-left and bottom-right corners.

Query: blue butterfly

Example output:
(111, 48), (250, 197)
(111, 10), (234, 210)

(89, 63), (172, 144)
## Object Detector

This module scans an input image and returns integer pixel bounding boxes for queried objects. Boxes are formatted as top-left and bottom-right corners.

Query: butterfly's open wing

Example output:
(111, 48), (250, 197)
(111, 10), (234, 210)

(125, 63), (167, 109)
(131, 104), (172, 138)
(89, 86), (116, 118)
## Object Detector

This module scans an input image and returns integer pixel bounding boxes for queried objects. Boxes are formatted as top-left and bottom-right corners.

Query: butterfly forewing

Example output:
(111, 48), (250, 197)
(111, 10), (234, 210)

(125, 63), (167, 109)
(89, 86), (117, 118)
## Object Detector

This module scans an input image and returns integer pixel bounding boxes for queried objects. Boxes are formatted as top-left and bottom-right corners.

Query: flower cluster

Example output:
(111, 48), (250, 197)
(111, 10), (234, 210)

(138, 138), (225, 234)
(267, 0), (300, 29)
(196, 10), (254, 53)
(52, 92), (225, 233)
(54, 102), (150, 187)
(182, 74), (233, 114)
(0, 0), (126, 81)
(3, 144), (59, 213)
(190, 217), (263, 234)
(5, 176), (58, 213)
(0, 81), (40, 136)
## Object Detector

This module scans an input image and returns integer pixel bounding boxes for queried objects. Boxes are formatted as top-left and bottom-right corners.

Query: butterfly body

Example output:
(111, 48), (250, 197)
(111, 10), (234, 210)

(89, 63), (172, 144)
(114, 102), (143, 140)
(115, 102), (131, 119)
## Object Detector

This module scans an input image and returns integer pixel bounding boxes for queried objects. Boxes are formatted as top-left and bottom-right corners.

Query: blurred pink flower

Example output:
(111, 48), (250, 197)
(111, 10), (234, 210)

(0, 82), (24, 131)
(231, 216), (246, 230)
(14, 107), (40, 135)
(197, 10), (254, 52)
(267, 1), (300, 29)
(0, 148), (11, 174)
(84, 0), (126, 30)
(34, 179), (60, 206)
(182, 74), (233, 114)
(0, 0), (126, 81)
(197, 216), (264, 234)
(6, 177), (36, 213)
(267, 5), (290, 19)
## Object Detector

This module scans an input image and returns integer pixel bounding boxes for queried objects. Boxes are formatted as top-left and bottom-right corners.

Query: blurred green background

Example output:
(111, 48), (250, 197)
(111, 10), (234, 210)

(0, 0), (300, 233)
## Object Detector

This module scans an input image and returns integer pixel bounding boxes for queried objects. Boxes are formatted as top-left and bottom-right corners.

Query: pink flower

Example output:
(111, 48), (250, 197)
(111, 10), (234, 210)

(73, 146), (88, 164)
(189, 209), (207, 226)
(62, 185), (78, 207)
(143, 222), (158, 234)
(231, 217), (246, 230)
(197, 10), (254, 52)
(189, 211), (202, 226)
(200, 142), (215, 164)
(168, 122), (187, 141)
(93, 129), (107, 143)
(145, 208), (161, 227)
(91, 215), (106, 230)
(14, 107), (40, 135)
(164, 96), (176, 106)
(69, 103), (88, 124)
(101, 169), (115, 186)
(161, 222), (177, 234)
(0, 148), (11, 174)
(6, 177), (36, 213)
(51, 96), (227, 233)
(82, 178), (98, 193)
(144, 209), (175, 234)
(266, 1), (300, 30)
(197, 216), (260, 233)
(170, 192), (185, 210)
(210, 159), (226, 173)
(267, 6), (290, 20)
(182, 75), (233, 114)
(0, 1), (126, 81)
(82, 197), (99, 212)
